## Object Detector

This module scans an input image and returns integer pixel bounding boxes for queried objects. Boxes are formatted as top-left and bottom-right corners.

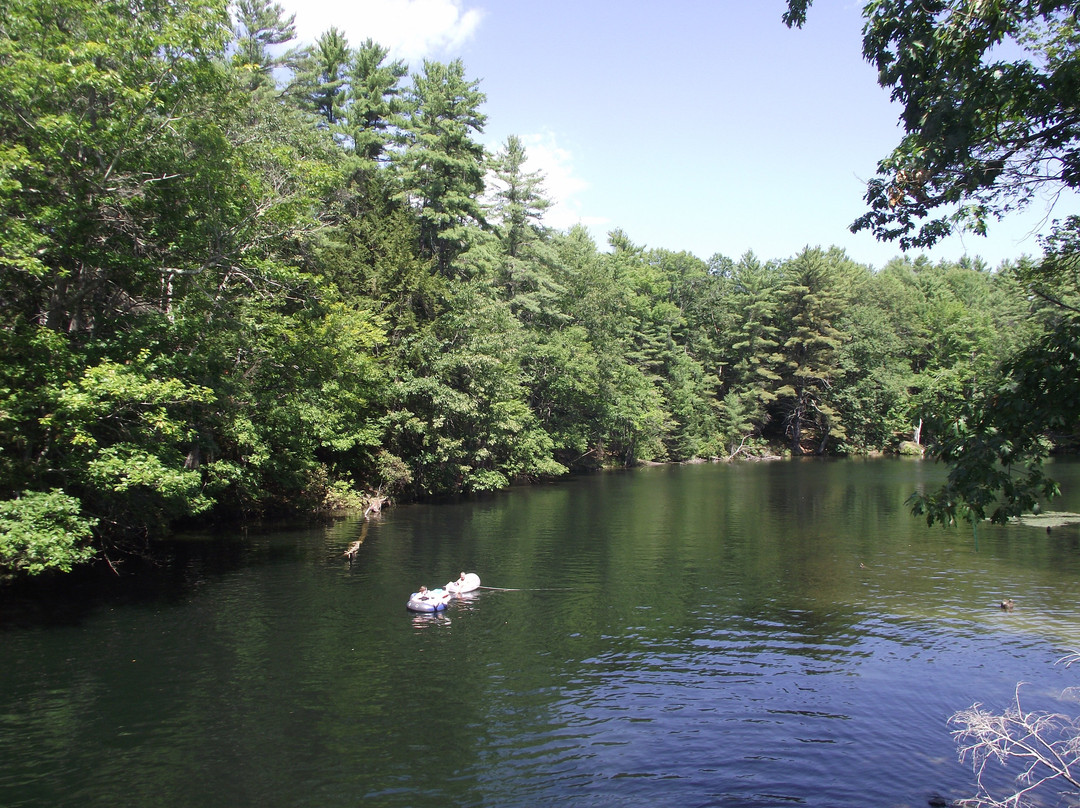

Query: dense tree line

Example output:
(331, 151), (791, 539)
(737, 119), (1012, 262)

(0, 0), (1076, 576)
(787, 0), (1080, 530)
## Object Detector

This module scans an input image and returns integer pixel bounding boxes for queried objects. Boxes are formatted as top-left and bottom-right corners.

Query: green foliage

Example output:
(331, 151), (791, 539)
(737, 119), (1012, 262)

(0, 324), (79, 490)
(521, 326), (602, 463)
(601, 359), (668, 465)
(1, 0), (1070, 578)
(717, 391), (761, 458)
(785, 1), (1080, 250)
(291, 27), (351, 127)
(911, 314), (1080, 526)
(487, 136), (568, 329)
(488, 136), (552, 260)
(0, 490), (97, 577)
(373, 449), (413, 496)
(0, 325), (217, 533)
(832, 302), (910, 450)
(718, 251), (785, 408)
(0, 0), (232, 331)
(186, 290), (387, 514)
(347, 39), (409, 163)
(231, 0), (297, 91)
(318, 472), (367, 512)
(396, 59), (488, 276)
(383, 281), (565, 495)
(1021, 216), (1080, 317)
(772, 248), (861, 454)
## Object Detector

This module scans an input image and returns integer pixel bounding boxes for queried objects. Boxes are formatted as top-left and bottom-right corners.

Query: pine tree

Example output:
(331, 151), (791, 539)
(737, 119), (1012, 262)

(347, 39), (408, 163)
(230, 0), (297, 93)
(723, 252), (785, 410)
(774, 248), (859, 454)
(486, 135), (566, 328)
(291, 27), (351, 128)
(396, 59), (488, 277)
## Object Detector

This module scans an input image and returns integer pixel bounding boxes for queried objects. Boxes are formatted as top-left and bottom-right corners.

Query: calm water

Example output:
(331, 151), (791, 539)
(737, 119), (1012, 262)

(3, 458), (1080, 808)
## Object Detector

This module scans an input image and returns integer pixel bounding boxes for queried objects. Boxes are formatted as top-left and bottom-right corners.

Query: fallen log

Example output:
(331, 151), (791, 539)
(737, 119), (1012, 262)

(364, 495), (389, 519)
(343, 540), (362, 563)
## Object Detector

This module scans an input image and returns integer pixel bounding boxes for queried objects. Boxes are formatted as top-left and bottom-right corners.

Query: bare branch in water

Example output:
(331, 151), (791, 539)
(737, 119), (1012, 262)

(950, 682), (1080, 807)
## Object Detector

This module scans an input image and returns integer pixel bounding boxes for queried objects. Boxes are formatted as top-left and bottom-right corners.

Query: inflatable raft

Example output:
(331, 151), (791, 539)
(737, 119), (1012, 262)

(446, 572), (481, 595)
(406, 587), (451, 612)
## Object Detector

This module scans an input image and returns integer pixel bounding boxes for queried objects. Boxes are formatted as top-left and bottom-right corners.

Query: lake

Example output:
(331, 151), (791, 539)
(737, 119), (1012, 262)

(3, 458), (1080, 807)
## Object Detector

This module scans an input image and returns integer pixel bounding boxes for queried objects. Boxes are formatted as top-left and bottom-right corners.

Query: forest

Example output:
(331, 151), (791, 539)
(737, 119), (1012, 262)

(1, 0), (1078, 577)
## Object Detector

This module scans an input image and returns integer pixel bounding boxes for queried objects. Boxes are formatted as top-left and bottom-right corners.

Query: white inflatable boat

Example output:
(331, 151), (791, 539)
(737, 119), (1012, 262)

(406, 587), (451, 612)
(446, 572), (481, 594)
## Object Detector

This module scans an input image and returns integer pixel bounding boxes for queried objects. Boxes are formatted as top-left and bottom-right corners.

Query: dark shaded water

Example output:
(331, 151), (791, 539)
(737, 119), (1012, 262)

(3, 458), (1080, 807)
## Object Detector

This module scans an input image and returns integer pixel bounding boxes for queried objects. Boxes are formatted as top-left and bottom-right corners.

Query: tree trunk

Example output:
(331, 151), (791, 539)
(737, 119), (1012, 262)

(817, 425), (830, 455)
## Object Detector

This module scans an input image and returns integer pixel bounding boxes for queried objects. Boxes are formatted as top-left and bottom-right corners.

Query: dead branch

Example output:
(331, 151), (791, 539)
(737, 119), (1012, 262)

(364, 494), (388, 519)
(726, 434), (750, 461)
(950, 682), (1080, 807)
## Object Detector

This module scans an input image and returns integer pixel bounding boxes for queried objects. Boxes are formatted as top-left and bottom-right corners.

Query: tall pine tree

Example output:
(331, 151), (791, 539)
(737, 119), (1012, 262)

(396, 59), (488, 277)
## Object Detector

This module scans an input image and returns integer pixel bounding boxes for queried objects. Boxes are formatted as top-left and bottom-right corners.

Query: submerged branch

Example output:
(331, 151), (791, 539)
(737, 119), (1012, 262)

(951, 681), (1080, 807)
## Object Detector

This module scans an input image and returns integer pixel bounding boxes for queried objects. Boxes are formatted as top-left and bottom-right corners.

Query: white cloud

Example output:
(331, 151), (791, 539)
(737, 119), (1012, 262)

(515, 131), (605, 233)
(285, 0), (484, 63)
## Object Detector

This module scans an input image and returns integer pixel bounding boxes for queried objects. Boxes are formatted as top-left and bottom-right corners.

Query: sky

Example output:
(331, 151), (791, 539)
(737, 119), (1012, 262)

(275, 0), (1079, 270)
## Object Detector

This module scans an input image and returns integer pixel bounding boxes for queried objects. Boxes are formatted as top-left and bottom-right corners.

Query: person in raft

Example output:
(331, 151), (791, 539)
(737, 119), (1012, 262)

(416, 585), (430, 600)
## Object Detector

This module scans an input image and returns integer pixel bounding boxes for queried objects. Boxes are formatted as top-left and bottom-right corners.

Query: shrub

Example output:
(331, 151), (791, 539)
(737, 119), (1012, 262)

(0, 490), (97, 577)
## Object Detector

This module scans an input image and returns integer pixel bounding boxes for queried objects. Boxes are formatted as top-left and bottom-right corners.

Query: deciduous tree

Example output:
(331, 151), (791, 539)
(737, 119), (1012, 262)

(785, 0), (1080, 522)
(785, 1), (1080, 250)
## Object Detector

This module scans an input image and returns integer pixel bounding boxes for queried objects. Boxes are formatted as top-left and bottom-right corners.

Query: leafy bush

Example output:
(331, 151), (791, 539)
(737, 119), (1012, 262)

(0, 490), (97, 577)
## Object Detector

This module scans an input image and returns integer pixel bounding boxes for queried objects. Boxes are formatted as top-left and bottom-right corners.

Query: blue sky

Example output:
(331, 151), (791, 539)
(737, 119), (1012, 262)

(277, 0), (1079, 269)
